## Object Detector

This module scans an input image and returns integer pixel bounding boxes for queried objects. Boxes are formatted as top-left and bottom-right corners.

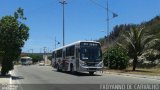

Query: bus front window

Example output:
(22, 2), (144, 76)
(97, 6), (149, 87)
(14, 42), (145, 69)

(80, 47), (102, 61)
(21, 59), (26, 62)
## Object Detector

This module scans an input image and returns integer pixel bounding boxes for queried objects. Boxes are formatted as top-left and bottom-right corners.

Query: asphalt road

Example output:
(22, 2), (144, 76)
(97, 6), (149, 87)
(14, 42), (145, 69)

(10, 65), (160, 90)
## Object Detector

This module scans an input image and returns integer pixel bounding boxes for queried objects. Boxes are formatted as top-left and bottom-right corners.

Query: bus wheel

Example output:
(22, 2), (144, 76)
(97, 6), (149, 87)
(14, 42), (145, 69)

(89, 72), (94, 75)
(70, 64), (74, 74)
(57, 65), (61, 72)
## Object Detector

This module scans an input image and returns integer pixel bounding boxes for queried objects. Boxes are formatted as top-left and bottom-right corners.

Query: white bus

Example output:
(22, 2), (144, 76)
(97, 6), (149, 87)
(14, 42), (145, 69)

(52, 41), (103, 75)
(20, 57), (32, 65)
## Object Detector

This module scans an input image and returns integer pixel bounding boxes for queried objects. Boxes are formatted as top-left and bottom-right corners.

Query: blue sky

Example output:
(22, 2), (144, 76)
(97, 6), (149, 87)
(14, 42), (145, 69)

(0, 0), (160, 53)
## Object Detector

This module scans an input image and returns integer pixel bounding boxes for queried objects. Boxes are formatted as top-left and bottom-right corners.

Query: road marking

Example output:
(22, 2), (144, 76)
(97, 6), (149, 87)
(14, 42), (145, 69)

(12, 69), (24, 90)
(9, 71), (12, 84)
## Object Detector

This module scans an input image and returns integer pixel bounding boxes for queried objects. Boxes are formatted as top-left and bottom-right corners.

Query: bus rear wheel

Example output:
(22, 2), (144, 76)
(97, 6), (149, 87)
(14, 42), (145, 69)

(89, 72), (94, 75)
(70, 64), (76, 74)
(57, 65), (61, 72)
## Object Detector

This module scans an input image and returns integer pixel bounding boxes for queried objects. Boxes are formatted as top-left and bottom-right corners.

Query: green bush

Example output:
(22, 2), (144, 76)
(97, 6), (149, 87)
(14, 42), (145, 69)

(48, 56), (52, 61)
(103, 47), (129, 69)
(28, 54), (43, 63)
(145, 51), (158, 63)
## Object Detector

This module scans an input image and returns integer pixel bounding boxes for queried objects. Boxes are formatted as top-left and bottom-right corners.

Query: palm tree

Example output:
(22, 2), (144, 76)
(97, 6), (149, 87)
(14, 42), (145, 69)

(118, 27), (158, 71)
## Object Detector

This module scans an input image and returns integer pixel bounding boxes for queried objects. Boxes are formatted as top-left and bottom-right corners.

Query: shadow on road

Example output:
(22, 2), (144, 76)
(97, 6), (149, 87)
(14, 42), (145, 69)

(12, 76), (24, 80)
(0, 72), (11, 78)
(0, 75), (11, 78)
(52, 69), (102, 77)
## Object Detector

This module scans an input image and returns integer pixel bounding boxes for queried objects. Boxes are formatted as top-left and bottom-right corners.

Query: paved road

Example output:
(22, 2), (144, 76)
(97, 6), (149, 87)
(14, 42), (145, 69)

(10, 65), (160, 90)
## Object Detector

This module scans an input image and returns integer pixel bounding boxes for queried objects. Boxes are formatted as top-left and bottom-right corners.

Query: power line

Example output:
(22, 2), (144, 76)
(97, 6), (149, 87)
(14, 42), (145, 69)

(90, 0), (118, 68)
(90, 0), (106, 10)
(89, 0), (117, 15)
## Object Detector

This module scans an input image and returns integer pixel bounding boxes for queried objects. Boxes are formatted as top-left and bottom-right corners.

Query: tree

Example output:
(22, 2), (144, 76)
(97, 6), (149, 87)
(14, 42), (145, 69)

(0, 8), (29, 75)
(28, 54), (43, 63)
(118, 27), (158, 71)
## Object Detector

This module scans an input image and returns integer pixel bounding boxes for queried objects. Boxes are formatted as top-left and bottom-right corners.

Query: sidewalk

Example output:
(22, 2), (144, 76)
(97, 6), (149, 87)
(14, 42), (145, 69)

(0, 77), (10, 84)
(0, 71), (11, 84)
(103, 71), (160, 80)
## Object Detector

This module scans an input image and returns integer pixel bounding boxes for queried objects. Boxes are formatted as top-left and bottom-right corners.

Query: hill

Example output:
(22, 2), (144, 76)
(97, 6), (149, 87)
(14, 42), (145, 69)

(98, 15), (160, 52)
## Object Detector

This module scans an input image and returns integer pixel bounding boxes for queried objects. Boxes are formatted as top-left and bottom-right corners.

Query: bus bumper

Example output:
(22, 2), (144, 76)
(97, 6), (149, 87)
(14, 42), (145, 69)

(79, 66), (103, 72)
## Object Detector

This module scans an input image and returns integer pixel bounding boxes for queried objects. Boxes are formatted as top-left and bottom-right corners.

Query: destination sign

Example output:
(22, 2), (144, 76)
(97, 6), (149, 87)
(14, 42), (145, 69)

(80, 42), (100, 47)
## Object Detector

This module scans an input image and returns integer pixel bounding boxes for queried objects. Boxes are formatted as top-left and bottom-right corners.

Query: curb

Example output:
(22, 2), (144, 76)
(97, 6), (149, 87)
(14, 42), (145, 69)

(9, 71), (12, 84)
(0, 72), (11, 84)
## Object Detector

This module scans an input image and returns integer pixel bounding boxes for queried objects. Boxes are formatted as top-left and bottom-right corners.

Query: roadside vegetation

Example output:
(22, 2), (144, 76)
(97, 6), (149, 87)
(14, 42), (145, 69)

(28, 54), (43, 64)
(0, 8), (29, 76)
(100, 16), (160, 73)
(103, 47), (129, 70)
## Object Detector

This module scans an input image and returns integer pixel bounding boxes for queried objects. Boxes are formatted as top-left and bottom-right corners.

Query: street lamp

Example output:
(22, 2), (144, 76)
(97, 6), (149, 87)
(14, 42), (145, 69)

(106, 0), (118, 68)
(59, 0), (67, 46)
(95, 0), (118, 68)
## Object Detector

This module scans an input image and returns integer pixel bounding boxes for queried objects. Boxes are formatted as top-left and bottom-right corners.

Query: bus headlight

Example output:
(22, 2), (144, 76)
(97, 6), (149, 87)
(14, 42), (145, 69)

(80, 61), (86, 66)
(97, 61), (103, 67)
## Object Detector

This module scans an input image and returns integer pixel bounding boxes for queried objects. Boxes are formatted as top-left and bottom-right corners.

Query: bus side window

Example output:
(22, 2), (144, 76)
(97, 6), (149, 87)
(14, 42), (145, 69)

(57, 49), (62, 58)
(54, 53), (56, 59)
(66, 45), (75, 57)
(52, 52), (55, 58)
(63, 50), (65, 59)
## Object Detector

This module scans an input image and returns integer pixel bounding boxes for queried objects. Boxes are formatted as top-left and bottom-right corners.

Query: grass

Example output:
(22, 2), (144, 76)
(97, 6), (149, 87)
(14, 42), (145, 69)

(104, 67), (160, 76)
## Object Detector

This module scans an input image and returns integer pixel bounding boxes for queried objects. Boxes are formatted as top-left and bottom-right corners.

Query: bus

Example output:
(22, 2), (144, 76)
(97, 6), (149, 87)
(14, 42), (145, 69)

(20, 56), (32, 65)
(52, 41), (103, 75)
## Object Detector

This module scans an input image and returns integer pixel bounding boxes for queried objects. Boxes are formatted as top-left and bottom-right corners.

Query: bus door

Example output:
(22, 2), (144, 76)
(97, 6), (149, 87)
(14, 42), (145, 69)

(76, 48), (79, 70)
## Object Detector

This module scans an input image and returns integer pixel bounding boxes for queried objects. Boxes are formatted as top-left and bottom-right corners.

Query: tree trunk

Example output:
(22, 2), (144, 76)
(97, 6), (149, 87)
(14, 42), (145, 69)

(133, 56), (138, 71)
(1, 68), (7, 76)
(1, 58), (7, 76)
(1, 56), (13, 76)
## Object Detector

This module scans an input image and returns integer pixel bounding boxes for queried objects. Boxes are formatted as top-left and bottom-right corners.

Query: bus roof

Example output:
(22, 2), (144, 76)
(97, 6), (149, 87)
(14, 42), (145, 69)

(21, 56), (32, 59)
(53, 40), (100, 51)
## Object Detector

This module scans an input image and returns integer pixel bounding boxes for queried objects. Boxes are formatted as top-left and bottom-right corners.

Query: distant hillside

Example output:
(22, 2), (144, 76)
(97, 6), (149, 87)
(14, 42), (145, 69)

(98, 15), (160, 52)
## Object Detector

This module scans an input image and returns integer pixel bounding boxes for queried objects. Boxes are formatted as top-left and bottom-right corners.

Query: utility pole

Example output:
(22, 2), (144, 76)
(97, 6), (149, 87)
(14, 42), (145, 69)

(43, 47), (47, 65)
(43, 47), (46, 55)
(60, 0), (67, 46)
(55, 37), (57, 49)
(107, 0), (110, 68)
(90, 0), (118, 68)
(106, 0), (118, 68)
(55, 36), (60, 50)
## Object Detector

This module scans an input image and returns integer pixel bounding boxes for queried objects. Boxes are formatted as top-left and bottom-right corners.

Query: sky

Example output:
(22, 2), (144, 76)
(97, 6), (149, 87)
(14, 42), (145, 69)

(0, 0), (160, 53)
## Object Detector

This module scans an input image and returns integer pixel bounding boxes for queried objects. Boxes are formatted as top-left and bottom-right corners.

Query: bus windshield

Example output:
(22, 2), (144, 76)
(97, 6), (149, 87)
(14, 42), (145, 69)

(21, 59), (27, 62)
(80, 47), (102, 61)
